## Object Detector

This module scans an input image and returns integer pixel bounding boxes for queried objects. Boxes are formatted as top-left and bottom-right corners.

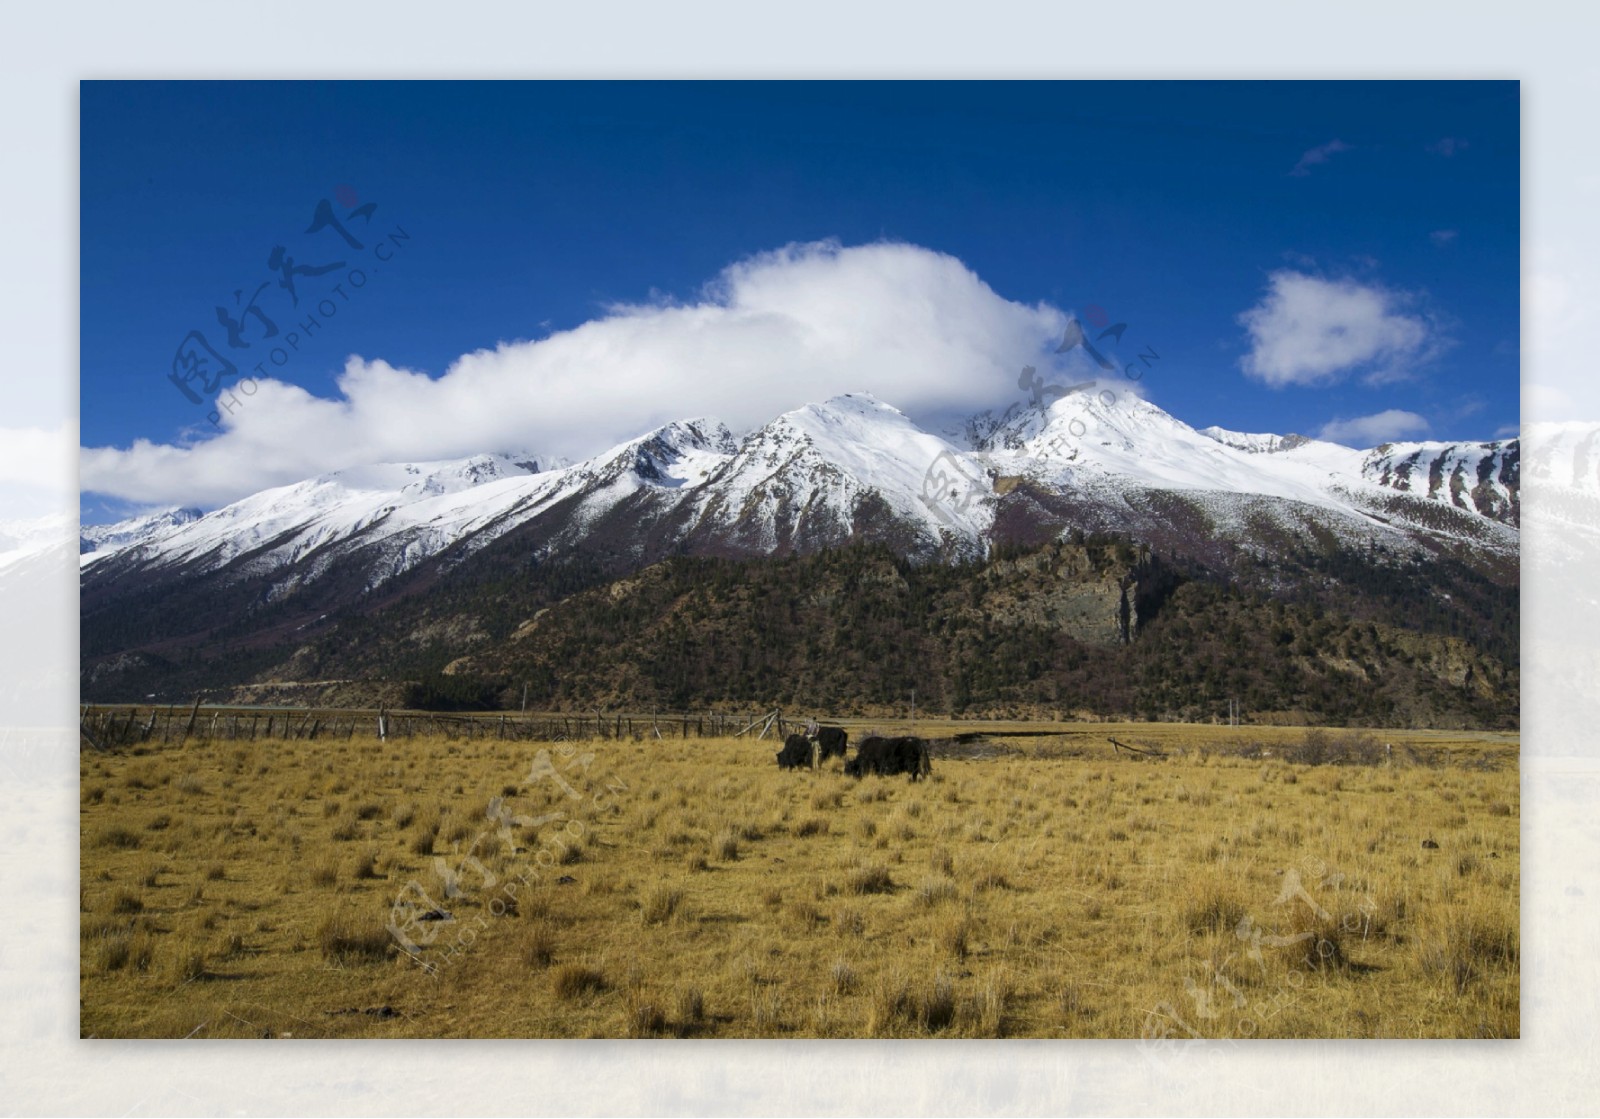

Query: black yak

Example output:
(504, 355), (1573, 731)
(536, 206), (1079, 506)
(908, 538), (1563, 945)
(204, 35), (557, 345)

(844, 735), (931, 780)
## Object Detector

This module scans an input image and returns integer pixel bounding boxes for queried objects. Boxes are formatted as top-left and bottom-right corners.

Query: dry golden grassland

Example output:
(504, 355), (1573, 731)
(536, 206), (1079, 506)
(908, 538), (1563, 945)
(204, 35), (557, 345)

(79, 723), (1519, 1038)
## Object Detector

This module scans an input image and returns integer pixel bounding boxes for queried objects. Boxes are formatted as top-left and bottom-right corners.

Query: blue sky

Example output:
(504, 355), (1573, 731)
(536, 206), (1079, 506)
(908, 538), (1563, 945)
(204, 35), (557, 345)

(80, 80), (1518, 517)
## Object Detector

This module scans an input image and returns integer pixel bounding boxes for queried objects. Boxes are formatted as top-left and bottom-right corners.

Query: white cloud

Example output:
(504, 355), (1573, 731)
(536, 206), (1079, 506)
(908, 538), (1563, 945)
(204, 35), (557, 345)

(1430, 229), (1459, 247)
(0, 422), (75, 521)
(81, 241), (1070, 508)
(1317, 409), (1431, 447)
(1526, 256), (1600, 423)
(1427, 137), (1469, 157)
(1237, 270), (1439, 387)
(1290, 139), (1351, 177)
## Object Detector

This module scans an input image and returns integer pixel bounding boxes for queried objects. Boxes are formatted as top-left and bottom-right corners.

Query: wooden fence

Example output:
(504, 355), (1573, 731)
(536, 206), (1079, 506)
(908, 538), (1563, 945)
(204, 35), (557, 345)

(78, 703), (800, 751)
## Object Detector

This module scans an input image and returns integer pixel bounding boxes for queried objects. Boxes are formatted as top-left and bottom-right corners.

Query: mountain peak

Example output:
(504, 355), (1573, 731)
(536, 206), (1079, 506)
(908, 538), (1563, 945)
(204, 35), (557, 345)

(1199, 426), (1296, 454)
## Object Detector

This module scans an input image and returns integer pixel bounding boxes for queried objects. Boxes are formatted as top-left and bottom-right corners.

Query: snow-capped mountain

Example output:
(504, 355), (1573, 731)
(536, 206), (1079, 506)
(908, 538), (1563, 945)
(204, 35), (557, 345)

(1520, 421), (1600, 588)
(1, 512), (76, 572)
(1523, 420), (1600, 505)
(1196, 426), (1520, 526)
(81, 454), (552, 587)
(82, 387), (1519, 598)
(81, 395), (991, 602)
(681, 394), (987, 559)
(80, 507), (203, 563)
(964, 384), (1516, 563)
(81, 388), (1525, 705)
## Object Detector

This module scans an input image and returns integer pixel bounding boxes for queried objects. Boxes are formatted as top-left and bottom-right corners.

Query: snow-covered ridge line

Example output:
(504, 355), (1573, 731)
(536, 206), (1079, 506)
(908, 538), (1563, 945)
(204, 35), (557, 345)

(81, 390), (1524, 595)
(80, 507), (203, 564)
(1197, 426), (1313, 455)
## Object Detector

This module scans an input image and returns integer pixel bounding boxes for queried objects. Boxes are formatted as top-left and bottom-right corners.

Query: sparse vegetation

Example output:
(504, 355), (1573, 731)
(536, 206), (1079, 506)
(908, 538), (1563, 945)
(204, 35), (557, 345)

(80, 723), (1519, 1038)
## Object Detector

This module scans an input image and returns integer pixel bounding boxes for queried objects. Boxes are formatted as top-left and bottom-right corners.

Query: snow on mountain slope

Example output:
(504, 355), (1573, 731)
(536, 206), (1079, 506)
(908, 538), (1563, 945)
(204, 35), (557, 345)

(1522, 421), (1600, 563)
(85, 454), (548, 584)
(686, 393), (989, 555)
(1523, 421), (1600, 493)
(80, 507), (202, 566)
(0, 512), (76, 573)
(81, 420), (755, 595)
(1198, 428), (1522, 528)
(1359, 439), (1519, 525)
(987, 384), (1360, 510)
(971, 382), (1516, 553)
(555, 419), (737, 529)
(1197, 426), (1310, 456)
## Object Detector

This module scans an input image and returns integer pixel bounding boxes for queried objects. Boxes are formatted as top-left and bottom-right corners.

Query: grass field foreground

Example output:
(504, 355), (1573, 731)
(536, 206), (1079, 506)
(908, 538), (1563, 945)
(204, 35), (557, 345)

(79, 724), (1519, 1038)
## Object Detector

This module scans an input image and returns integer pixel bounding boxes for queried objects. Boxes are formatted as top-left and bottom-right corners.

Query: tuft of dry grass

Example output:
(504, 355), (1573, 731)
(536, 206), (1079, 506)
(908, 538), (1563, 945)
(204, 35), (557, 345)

(845, 864), (894, 896)
(866, 970), (958, 1035)
(935, 913), (972, 962)
(675, 986), (705, 1027)
(834, 906), (867, 938)
(710, 829), (740, 862)
(308, 855), (338, 888)
(621, 987), (668, 1038)
(88, 921), (156, 975)
(1180, 878), (1248, 936)
(1418, 912), (1518, 995)
(916, 876), (958, 907)
(95, 826), (141, 850)
(521, 922), (557, 969)
(169, 946), (209, 985)
(640, 883), (683, 926)
(971, 866), (1010, 893)
(784, 900), (823, 932)
(316, 913), (392, 966)
(552, 963), (607, 1000)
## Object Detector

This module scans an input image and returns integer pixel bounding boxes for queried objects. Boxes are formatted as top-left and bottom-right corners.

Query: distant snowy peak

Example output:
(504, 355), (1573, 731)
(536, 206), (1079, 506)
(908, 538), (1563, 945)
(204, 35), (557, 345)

(80, 452), (549, 578)
(1, 512), (77, 573)
(1194, 424), (1521, 527)
(324, 452), (542, 497)
(79, 507), (202, 562)
(1198, 427), (1313, 455)
(1523, 421), (1600, 493)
